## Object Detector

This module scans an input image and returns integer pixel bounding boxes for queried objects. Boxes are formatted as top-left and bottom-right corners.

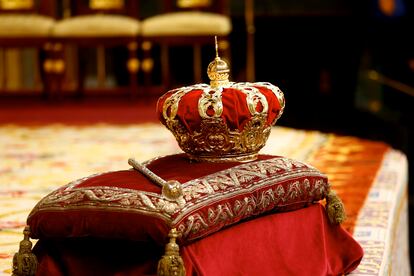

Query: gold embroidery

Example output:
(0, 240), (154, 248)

(30, 157), (328, 241)
(176, 176), (327, 240)
(28, 186), (180, 222)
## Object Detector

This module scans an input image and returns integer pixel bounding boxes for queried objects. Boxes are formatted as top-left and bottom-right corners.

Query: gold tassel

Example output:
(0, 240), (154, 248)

(12, 226), (38, 276)
(157, 228), (186, 276)
(325, 189), (347, 224)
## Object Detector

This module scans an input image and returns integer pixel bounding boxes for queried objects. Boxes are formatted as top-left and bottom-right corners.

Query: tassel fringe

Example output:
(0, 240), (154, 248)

(325, 189), (347, 224)
(157, 228), (186, 276)
(12, 226), (38, 276)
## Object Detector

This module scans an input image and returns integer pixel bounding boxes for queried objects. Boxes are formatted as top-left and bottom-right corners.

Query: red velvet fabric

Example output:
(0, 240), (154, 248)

(156, 84), (283, 133)
(182, 204), (363, 276)
(28, 154), (329, 244)
(33, 204), (363, 276)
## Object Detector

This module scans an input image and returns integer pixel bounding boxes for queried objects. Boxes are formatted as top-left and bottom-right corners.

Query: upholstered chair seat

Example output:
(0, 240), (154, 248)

(0, 14), (55, 37)
(142, 11), (230, 36)
(52, 14), (141, 37)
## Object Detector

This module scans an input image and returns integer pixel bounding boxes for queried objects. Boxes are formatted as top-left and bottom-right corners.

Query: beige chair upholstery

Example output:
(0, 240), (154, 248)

(142, 11), (230, 36)
(52, 14), (141, 37)
(0, 14), (54, 36)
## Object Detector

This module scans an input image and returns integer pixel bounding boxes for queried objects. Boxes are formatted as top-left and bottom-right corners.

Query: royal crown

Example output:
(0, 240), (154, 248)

(157, 37), (285, 162)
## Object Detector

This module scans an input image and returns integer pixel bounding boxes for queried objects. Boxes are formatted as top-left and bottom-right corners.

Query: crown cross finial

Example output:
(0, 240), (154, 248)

(207, 36), (230, 88)
(215, 36), (219, 59)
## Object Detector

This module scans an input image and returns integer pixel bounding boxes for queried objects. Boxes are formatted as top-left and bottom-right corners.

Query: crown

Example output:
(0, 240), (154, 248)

(157, 37), (285, 162)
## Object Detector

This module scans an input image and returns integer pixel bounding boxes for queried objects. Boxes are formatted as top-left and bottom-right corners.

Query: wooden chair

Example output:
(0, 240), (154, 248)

(49, 0), (141, 98)
(140, 0), (232, 91)
(0, 0), (57, 97)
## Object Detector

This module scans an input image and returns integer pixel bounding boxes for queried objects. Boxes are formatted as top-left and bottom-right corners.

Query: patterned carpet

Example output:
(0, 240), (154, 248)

(0, 123), (328, 275)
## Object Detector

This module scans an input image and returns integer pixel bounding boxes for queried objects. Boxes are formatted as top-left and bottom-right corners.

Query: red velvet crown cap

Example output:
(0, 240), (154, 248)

(157, 82), (285, 133)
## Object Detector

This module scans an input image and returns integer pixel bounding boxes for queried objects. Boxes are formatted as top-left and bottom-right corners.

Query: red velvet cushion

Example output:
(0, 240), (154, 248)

(27, 153), (330, 244)
(33, 204), (363, 276)
(182, 204), (363, 276)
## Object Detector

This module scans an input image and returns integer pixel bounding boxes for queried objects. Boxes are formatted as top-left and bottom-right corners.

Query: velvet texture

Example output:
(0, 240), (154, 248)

(156, 83), (284, 133)
(33, 204), (363, 276)
(182, 204), (362, 276)
(27, 154), (329, 244)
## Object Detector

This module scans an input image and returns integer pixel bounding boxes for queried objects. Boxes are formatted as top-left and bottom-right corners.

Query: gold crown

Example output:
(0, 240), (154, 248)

(157, 37), (285, 162)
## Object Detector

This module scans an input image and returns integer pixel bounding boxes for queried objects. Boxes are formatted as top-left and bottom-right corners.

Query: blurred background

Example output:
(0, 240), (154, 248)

(0, 0), (413, 268)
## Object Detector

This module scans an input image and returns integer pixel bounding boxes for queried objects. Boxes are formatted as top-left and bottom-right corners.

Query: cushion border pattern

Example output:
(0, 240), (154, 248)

(28, 156), (329, 241)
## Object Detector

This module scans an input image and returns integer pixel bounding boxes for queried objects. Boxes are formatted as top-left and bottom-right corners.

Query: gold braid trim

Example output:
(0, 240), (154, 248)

(325, 188), (347, 224)
(157, 228), (186, 276)
(12, 226), (37, 276)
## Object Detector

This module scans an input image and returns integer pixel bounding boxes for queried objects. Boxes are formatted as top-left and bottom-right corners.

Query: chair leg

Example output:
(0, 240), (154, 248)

(96, 46), (106, 88)
(127, 42), (139, 98)
(76, 47), (85, 99)
(0, 49), (5, 89)
(245, 0), (255, 82)
(193, 44), (202, 83)
(161, 44), (170, 89)
(38, 47), (50, 99)
(53, 43), (66, 100)
(33, 50), (42, 93)
(41, 42), (60, 100)
(142, 41), (155, 95)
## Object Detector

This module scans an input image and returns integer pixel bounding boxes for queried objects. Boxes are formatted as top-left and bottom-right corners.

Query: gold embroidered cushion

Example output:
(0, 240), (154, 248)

(27, 154), (330, 244)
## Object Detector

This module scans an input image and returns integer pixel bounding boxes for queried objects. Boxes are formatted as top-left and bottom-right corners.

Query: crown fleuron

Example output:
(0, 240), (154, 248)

(157, 37), (285, 162)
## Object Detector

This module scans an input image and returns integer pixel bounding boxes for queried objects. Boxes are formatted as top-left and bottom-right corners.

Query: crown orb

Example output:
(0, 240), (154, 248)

(207, 58), (229, 80)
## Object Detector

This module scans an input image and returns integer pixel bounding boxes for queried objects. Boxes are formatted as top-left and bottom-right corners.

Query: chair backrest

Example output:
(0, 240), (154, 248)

(0, 0), (56, 17)
(67, 0), (139, 18)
